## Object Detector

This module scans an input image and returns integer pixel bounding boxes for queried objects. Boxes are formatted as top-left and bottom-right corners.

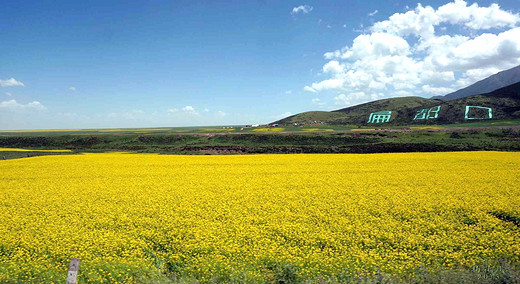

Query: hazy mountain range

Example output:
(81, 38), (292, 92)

(432, 65), (520, 100)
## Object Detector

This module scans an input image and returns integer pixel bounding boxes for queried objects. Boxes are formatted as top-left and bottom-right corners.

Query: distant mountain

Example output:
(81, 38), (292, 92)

(432, 65), (520, 100)
(274, 82), (520, 126)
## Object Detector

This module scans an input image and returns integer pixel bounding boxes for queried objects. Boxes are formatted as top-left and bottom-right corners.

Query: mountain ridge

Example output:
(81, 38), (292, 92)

(432, 64), (520, 100)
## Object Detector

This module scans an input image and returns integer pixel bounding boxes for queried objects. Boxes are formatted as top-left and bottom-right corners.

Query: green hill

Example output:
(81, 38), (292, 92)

(274, 82), (520, 126)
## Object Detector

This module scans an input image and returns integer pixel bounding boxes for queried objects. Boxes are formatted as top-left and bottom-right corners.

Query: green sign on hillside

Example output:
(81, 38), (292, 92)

(367, 111), (392, 123)
(414, 106), (441, 120)
(465, 106), (492, 120)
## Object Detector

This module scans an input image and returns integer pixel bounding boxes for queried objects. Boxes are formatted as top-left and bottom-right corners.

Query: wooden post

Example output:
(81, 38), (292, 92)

(66, 258), (80, 284)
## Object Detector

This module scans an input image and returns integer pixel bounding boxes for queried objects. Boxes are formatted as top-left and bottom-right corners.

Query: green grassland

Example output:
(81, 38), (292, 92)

(1, 126), (519, 158)
(1, 119), (519, 137)
(0, 151), (75, 160)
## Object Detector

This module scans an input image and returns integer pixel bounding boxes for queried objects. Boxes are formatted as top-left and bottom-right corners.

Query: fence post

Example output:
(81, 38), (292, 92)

(66, 258), (80, 284)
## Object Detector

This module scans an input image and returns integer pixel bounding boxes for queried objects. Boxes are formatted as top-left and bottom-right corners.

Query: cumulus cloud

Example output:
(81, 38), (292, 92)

(0, 78), (24, 87)
(334, 92), (384, 107)
(168, 106), (199, 115)
(304, 0), (520, 107)
(322, 60), (345, 74)
(311, 98), (327, 108)
(334, 94), (351, 106)
(368, 10), (379, 17)
(0, 99), (46, 111)
(303, 86), (317, 93)
(371, 0), (519, 38)
(182, 106), (198, 115)
(291, 5), (313, 15)
(421, 85), (456, 95)
(69, 86), (76, 91)
(436, 0), (519, 30)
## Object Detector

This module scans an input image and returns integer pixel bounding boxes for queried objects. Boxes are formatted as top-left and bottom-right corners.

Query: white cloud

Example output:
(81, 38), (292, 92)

(305, 78), (346, 92)
(436, 0), (519, 30)
(334, 94), (350, 106)
(304, 0), (520, 107)
(426, 28), (520, 71)
(334, 92), (383, 107)
(0, 78), (24, 87)
(322, 60), (345, 74)
(291, 5), (313, 15)
(339, 32), (411, 60)
(303, 86), (317, 93)
(216, 110), (226, 117)
(394, 90), (413, 97)
(421, 85), (455, 95)
(371, 4), (439, 39)
(182, 106), (198, 115)
(0, 99), (46, 111)
(324, 50), (341, 60)
(69, 86), (76, 91)
(5, 92), (12, 97)
(312, 98), (326, 106)
(371, 1), (519, 38)
(169, 106), (199, 116)
(369, 10), (379, 16)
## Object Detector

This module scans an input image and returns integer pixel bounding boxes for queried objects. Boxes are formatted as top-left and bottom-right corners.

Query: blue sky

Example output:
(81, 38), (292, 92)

(1, 0), (520, 129)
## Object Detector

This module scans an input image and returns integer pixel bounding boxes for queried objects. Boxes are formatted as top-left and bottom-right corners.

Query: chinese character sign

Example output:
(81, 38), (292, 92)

(414, 106), (441, 120)
(465, 106), (492, 120)
(367, 111), (392, 123)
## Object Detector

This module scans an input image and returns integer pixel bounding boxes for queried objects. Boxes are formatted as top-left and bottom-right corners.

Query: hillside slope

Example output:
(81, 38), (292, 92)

(274, 82), (520, 126)
(432, 65), (520, 100)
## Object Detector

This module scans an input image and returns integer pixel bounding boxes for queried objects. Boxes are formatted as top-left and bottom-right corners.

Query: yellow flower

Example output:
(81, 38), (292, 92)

(0, 152), (519, 282)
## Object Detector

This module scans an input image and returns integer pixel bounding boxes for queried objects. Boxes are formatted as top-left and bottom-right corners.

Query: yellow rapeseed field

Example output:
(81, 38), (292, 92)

(0, 152), (519, 282)
(252, 128), (285, 132)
